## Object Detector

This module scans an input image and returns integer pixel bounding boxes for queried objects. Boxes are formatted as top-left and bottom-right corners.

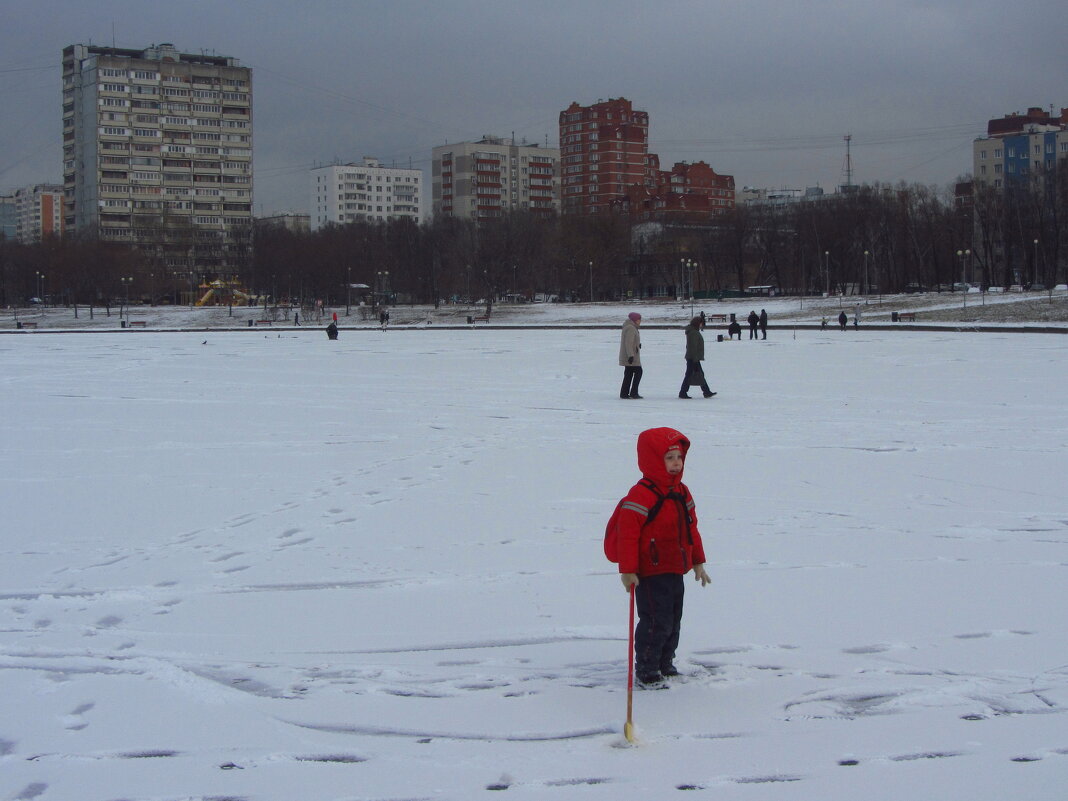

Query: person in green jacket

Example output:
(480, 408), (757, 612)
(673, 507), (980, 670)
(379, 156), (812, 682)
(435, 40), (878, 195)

(679, 315), (716, 398)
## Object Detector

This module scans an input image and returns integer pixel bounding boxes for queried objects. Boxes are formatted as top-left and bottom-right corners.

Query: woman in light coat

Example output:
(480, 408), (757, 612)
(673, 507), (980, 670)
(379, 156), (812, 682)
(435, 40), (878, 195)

(619, 312), (643, 399)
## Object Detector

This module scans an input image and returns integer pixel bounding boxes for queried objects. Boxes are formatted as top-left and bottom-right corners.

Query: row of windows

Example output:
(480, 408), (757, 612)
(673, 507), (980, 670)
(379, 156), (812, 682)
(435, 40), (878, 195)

(330, 174), (420, 183)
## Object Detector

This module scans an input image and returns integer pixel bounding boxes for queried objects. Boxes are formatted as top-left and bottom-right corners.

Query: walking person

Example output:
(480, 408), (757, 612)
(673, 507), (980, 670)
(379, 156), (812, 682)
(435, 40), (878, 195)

(759, 308), (768, 340)
(679, 315), (716, 399)
(747, 310), (759, 339)
(619, 311), (643, 399)
(616, 427), (711, 685)
(838, 310), (848, 330)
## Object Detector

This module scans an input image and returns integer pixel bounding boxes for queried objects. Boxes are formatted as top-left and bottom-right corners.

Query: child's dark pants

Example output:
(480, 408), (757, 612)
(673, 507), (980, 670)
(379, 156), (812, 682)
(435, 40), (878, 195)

(635, 573), (685, 675)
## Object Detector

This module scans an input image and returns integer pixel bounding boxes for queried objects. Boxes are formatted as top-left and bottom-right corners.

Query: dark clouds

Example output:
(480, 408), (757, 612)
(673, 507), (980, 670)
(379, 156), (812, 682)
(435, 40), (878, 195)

(2, 0), (1065, 214)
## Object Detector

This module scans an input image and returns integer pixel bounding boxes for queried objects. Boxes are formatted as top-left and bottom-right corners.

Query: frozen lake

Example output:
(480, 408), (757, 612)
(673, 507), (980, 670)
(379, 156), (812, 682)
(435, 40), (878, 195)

(2, 326), (1066, 800)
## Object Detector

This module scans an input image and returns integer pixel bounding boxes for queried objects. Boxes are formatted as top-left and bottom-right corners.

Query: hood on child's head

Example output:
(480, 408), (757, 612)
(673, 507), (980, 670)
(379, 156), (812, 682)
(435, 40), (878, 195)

(637, 427), (690, 486)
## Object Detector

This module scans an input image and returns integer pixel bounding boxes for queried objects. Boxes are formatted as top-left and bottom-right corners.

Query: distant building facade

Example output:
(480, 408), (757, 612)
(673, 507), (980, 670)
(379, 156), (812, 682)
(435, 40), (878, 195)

(431, 137), (559, 221)
(63, 42), (253, 277)
(310, 157), (423, 230)
(254, 212), (310, 234)
(0, 194), (17, 240)
(559, 98), (649, 215)
(973, 106), (1068, 189)
(13, 184), (65, 242)
(739, 186), (825, 206)
(615, 160), (735, 218)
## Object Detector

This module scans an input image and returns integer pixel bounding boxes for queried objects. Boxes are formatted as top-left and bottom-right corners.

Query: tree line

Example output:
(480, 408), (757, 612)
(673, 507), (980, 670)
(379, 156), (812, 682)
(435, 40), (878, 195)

(3, 169), (1065, 309)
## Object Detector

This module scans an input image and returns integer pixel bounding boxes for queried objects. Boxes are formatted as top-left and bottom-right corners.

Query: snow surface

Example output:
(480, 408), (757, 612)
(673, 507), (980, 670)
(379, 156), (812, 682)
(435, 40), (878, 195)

(2, 318), (1067, 800)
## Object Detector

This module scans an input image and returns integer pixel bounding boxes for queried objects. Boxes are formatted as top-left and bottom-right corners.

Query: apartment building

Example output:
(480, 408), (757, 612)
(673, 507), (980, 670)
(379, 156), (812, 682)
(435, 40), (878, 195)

(615, 160), (735, 218)
(1, 194), (18, 240)
(559, 98), (649, 215)
(254, 212), (311, 234)
(431, 136), (559, 221)
(973, 106), (1068, 189)
(62, 42), (252, 277)
(12, 184), (65, 242)
(310, 157), (422, 231)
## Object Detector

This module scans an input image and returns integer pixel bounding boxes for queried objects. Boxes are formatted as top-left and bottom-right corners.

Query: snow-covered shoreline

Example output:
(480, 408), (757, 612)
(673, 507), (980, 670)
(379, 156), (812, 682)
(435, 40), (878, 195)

(5, 287), (1068, 332)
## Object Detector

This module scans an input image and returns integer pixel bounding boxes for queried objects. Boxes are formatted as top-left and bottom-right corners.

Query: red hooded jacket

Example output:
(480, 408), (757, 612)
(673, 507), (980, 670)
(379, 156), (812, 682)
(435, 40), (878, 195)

(617, 427), (706, 577)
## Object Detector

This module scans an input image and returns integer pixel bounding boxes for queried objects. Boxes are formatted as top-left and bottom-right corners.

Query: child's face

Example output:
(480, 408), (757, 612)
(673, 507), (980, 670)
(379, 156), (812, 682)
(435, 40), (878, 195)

(664, 449), (684, 475)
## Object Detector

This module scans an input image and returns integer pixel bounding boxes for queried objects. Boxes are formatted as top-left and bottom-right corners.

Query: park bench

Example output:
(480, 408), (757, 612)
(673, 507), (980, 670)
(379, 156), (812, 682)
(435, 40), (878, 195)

(129, 320), (147, 328)
(18, 321), (37, 329)
(895, 312), (916, 322)
(706, 314), (728, 323)
(255, 320), (273, 326)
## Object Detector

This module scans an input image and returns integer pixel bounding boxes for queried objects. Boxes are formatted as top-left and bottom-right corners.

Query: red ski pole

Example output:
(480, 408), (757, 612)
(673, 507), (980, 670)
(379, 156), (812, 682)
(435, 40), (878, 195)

(624, 584), (636, 743)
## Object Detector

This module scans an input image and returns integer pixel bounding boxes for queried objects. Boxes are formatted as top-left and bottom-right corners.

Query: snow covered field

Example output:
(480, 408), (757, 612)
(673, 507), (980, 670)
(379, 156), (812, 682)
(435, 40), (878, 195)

(2, 324), (1067, 800)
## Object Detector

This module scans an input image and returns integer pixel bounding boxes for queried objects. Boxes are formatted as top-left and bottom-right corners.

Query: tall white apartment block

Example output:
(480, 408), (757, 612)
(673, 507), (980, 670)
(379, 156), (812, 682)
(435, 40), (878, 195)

(432, 136), (560, 221)
(13, 184), (65, 242)
(310, 158), (423, 231)
(62, 43), (252, 277)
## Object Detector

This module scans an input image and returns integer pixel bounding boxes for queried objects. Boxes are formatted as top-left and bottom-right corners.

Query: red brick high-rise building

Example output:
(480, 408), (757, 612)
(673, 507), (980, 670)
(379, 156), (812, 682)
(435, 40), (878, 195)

(616, 160), (735, 218)
(559, 98), (649, 215)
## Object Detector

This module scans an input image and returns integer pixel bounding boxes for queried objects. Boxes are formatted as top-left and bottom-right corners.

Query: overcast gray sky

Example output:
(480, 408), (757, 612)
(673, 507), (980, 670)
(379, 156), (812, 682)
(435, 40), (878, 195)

(2, 0), (1066, 216)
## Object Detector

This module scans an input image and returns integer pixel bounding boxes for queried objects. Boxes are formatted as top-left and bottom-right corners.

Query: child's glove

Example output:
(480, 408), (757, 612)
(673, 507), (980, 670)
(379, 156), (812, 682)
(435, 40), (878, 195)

(627, 356), (634, 364)
(692, 564), (711, 586)
(620, 573), (639, 591)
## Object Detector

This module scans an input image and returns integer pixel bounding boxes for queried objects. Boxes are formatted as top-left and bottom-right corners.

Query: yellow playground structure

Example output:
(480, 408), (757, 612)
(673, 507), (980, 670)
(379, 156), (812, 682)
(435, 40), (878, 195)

(195, 279), (261, 307)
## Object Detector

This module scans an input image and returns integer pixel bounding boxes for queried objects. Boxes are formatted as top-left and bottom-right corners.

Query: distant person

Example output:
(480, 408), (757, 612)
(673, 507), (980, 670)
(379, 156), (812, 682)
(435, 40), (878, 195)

(838, 311), (847, 330)
(326, 321), (339, 340)
(821, 316), (828, 330)
(293, 310), (300, 326)
(619, 311), (643, 399)
(759, 308), (768, 339)
(727, 313), (742, 340)
(853, 308), (860, 329)
(747, 310), (759, 339)
(679, 315), (716, 399)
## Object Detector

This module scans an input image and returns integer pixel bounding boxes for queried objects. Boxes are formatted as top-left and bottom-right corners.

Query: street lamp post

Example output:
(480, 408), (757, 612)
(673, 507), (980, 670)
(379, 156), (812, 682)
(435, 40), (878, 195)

(588, 261), (593, 303)
(957, 250), (970, 310)
(346, 266), (351, 316)
(863, 250), (869, 300)
(120, 276), (133, 321)
(1033, 238), (1039, 287)
(690, 260), (696, 316)
(824, 251), (830, 297)
(375, 270), (390, 312)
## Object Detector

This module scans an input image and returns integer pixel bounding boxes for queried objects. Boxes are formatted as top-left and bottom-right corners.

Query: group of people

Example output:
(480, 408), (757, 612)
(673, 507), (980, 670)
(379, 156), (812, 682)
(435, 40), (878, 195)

(724, 310), (768, 340)
(618, 311), (717, 400)
(820, 310), (860, 329)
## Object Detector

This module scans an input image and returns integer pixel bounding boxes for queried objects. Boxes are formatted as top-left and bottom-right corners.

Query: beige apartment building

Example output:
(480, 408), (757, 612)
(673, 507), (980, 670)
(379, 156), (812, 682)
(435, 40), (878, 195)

(63, 43), (252, 278)
(13, 184), (65, 242)
(432, 136), (559, 221)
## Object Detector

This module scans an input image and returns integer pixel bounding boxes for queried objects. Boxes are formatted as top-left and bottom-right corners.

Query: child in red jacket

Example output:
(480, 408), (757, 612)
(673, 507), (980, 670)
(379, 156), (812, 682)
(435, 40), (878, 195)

(618, 427), (710, 684)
